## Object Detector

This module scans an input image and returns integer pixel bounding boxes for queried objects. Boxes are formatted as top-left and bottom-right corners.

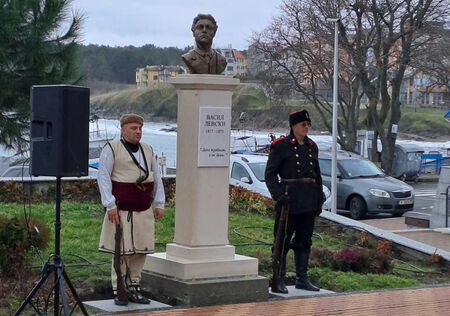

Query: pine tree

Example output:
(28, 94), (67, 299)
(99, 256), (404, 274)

(0, 0), (83, 150)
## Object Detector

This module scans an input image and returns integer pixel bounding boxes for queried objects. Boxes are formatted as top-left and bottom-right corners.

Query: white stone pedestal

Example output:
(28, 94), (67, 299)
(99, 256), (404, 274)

(142, 75), (267, 306)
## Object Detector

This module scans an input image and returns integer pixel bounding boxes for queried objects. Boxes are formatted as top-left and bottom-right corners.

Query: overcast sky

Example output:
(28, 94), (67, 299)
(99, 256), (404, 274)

(72, 0), (281, 50)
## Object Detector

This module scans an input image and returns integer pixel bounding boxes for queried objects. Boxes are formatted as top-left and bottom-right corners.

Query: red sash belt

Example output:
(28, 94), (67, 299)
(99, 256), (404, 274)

(112, 181), (154, 212)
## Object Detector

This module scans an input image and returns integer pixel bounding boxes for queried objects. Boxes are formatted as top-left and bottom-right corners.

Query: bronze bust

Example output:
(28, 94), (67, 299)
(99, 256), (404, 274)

(182, 14), (227, 75)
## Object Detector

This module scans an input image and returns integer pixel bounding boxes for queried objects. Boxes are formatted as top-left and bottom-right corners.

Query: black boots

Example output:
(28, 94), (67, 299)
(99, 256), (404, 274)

(272, 247), (289, 294)
(272, 266), (288, 294)
(294, 250), (320, 291)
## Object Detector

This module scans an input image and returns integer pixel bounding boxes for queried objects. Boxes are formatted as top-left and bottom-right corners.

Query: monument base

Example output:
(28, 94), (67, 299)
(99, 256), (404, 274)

(142, 251), (268, 306)
(141, 271), (268, 307)
(144, 250), (259, 279)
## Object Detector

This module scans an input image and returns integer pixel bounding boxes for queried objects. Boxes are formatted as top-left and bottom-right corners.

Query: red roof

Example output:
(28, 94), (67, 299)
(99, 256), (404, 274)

(233, 50), (246, 60)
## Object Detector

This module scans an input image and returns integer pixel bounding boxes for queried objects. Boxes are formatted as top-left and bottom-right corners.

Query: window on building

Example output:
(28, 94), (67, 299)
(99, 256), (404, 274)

(153, 75), (158, 80)
(421, 92), (428, 104)
(227, 58), (234, 63)
(227, 66), (234, 71)
(433, 93), (441, 104)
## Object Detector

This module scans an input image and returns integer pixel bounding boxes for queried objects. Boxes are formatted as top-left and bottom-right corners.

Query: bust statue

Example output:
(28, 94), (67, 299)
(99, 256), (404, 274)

(182, 14), (227, 75)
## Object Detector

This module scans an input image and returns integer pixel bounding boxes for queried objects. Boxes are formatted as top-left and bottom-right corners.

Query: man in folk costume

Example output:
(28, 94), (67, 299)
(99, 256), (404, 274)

(265, 109), (324, 293)
(97, 114), (165, 305)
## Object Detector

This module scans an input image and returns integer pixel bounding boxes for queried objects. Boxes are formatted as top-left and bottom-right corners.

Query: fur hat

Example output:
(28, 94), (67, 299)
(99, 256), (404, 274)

(120, 114), (144, 127)
(289, 109), (311, 127)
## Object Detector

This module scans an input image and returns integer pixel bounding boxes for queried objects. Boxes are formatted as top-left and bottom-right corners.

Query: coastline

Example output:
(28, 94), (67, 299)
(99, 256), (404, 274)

(95, 112), (448, 143)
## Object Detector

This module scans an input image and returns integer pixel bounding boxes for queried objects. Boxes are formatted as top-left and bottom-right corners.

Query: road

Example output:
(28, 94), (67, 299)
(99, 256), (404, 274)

(410, 181), (439, 216)
(337, 181), (439, 220)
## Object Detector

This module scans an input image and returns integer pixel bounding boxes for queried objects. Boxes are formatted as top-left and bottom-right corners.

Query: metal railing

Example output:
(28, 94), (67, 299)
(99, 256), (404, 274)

(441, 184), (450, 228)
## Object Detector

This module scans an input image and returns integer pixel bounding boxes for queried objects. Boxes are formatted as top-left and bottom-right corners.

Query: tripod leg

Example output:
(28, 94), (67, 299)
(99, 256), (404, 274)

(54, 269), (59, 316)
(63, 270), (89, 316)
(14, 269), (52, 316)
(56, 266), (70, 316)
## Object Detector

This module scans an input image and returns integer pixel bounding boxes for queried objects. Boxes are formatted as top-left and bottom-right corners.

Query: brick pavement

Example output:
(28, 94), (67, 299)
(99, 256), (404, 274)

(361, 217), (450, 252)
(104, 286), (450, 316)
(361, 217), (407, 230)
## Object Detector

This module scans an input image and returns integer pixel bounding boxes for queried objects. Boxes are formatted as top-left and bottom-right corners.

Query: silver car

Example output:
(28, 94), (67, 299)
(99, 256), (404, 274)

(319, 151), (414, 219)
(0, 165), (98, 180)
(229, 153), (332, 211)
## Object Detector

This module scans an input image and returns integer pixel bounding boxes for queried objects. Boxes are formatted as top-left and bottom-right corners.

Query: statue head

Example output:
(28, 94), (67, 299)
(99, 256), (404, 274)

(191, 14), (218, 47)
(182, 13), (227, 74)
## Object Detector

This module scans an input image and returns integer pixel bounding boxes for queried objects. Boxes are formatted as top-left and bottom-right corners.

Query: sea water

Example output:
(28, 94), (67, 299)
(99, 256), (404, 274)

(1, 119), (449, 168)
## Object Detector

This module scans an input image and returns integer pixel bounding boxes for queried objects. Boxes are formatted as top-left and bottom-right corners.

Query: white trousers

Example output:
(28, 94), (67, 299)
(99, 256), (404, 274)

(111, 253), (147, 292)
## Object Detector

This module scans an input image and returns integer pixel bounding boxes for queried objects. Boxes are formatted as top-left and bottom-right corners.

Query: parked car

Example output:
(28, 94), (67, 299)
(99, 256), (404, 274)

(0, 165), (98, 181)
(319, 151), (414, 219)
(229, 154), (332, 210)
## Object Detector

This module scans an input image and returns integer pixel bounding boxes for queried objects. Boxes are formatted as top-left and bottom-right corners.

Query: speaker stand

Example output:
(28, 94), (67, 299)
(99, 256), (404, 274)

(14, 177), (89, 316)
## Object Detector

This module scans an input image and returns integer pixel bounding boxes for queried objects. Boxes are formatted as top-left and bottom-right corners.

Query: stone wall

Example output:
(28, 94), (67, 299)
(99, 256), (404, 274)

(0, 178), (176, 205)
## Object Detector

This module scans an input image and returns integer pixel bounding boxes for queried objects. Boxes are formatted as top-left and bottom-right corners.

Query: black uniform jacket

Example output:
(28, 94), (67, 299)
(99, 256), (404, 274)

(264, 132), (324, 214)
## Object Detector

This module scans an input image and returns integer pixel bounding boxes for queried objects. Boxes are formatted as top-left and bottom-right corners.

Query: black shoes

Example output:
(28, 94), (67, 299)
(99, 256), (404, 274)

(114, 296), (128, 306)
(272, 278), (288, 294)
(113, 284), (151, 305)
(295, 276), (320, 291)
(128, 284), (150, 304)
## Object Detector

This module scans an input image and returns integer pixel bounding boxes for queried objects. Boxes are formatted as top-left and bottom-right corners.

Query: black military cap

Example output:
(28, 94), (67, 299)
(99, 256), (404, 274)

(289, 109), (311, 127)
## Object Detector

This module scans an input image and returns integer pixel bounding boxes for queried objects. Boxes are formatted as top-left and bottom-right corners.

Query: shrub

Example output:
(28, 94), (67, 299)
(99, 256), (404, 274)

(0, 215), (50, 275)
(163, 178), (176, 207)
(229, 186), (274, 216)
(310, 246), (393, 274)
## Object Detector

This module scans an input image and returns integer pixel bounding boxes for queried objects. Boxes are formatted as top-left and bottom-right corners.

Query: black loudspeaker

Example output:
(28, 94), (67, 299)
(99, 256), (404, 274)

(30, 85), (90, 177)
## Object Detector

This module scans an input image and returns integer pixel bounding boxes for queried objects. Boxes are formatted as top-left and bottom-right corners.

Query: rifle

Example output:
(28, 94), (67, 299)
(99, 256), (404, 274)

(271, 191), (289, 292)
(114, 221), (127, 302)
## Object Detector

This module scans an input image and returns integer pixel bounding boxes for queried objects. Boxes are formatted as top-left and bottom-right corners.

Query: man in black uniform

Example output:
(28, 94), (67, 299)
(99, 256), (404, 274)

(265, 109), (324, 293)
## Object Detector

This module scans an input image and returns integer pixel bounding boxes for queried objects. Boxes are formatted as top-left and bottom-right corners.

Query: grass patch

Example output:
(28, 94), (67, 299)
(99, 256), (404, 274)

(0, 202), (444, 300)
(399, 107), (450, 138)
(0, 203), (109, 282)
(308, 267), (419, 292)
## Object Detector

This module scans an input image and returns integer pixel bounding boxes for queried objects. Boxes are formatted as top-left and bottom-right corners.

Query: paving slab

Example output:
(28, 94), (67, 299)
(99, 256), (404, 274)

(269, 286), (334, 298)
(83, 299), (171, 314)
(361, 217), (407, 230)
(320, 211), (450, 262)
(104, 286), (450, 316)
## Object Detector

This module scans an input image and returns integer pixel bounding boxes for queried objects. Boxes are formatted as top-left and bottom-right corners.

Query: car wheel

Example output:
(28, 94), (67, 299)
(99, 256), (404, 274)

(349, 196), (367, 220)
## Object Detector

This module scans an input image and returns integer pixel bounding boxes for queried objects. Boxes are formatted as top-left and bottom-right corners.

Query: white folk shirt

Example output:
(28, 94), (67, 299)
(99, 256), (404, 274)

(97, 144), (165, 211)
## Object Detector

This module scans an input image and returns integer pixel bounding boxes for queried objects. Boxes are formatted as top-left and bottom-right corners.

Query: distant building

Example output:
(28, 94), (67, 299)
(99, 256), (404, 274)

(400, 70), (449, 107)
(136, 65), (186, 87)
(216, 45), (247, 77)
(247, 42), (279, 75)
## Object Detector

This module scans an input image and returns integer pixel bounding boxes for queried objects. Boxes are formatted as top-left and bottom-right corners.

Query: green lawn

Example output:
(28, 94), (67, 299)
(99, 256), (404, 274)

(0, 202), (434, 293)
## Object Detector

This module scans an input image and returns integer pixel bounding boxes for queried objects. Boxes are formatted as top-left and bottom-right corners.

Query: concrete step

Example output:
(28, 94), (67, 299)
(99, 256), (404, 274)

(83, 299), (171, 314)
(269, 286), (334, 299)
